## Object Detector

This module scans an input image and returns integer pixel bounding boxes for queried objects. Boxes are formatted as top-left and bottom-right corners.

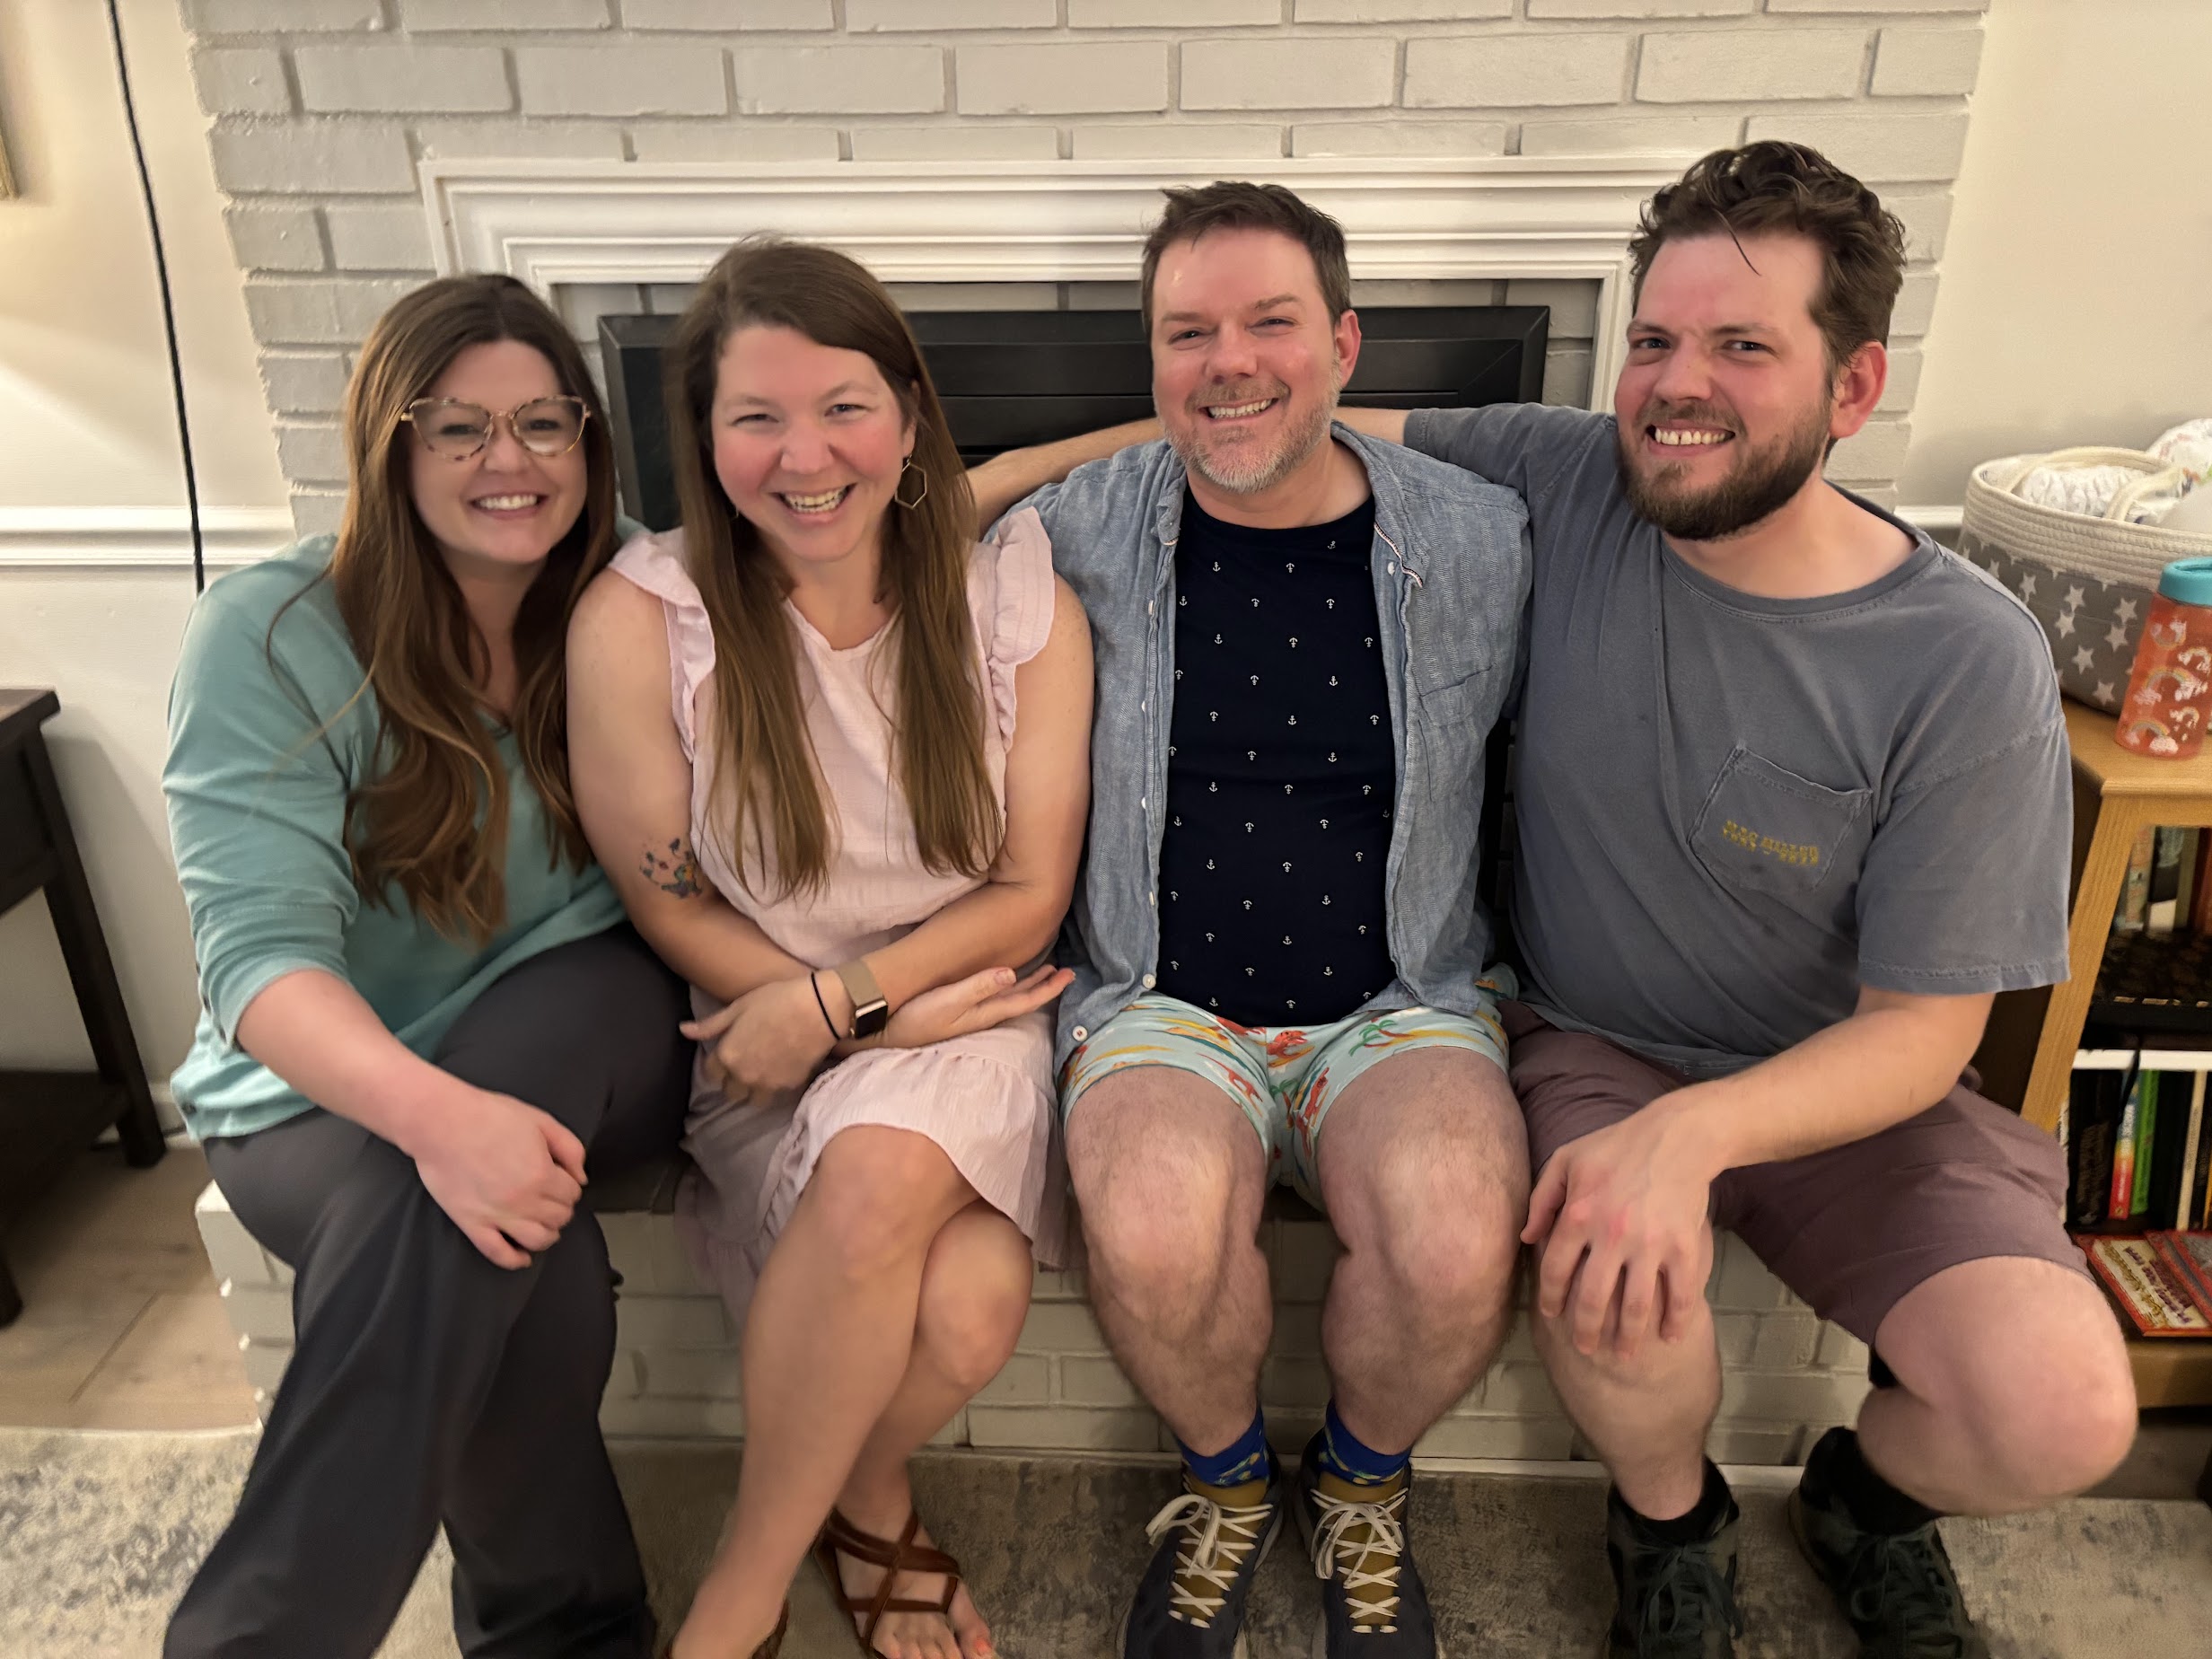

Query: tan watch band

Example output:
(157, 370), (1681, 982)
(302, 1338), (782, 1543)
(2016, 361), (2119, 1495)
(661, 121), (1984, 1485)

(833, 957), (890, 1040)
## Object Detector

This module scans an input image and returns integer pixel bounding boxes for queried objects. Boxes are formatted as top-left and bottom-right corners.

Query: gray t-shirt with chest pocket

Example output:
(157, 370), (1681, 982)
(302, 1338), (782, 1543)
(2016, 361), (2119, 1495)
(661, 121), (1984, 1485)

(1407, 402), (2072, 1080)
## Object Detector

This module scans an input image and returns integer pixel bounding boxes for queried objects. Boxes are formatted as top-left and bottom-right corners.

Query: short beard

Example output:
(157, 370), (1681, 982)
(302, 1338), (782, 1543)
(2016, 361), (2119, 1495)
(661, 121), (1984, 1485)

(1167, 378), (1339, 496)
(1618, 399), (1831, 542)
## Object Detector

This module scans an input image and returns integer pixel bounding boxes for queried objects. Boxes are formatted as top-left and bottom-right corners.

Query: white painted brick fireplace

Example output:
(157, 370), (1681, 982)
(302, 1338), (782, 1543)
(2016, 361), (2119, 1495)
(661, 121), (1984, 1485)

(174, 0), (1975, 1465)
(180, 0), (1979, 535)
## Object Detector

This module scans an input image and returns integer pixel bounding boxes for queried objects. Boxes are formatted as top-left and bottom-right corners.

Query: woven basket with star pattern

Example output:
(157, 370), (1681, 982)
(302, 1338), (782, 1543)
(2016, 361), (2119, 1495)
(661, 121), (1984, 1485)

(1958, 447), (2212, 712)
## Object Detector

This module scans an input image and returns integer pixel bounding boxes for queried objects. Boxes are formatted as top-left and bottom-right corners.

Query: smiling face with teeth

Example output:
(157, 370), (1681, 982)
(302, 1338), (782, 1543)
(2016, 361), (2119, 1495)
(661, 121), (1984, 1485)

(405, 338), (589, 585)
(709, 323), (915, 581)
(1149, 226), (1361, 510)
(1613, 231), (1876, 545)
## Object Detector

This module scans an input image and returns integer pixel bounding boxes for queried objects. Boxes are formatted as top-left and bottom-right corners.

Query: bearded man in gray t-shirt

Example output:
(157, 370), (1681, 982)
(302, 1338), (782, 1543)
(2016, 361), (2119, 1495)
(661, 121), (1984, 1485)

(1344, 141), (2132, 1659)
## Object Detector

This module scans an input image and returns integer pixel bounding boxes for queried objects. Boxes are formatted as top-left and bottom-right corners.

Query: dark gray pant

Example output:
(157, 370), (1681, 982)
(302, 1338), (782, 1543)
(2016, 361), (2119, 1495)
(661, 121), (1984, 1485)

(165, 926), (691, 1659)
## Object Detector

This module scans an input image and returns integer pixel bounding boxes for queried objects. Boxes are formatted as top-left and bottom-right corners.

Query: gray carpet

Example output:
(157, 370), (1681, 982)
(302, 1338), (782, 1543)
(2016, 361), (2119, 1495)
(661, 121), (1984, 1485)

(4, 1426), (2208, 1658)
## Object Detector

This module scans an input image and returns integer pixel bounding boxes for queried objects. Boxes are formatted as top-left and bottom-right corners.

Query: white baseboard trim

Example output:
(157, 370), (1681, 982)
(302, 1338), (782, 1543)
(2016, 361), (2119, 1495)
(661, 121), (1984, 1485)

(1899, 503), (1964, 535)
(0, 506), (294, 571)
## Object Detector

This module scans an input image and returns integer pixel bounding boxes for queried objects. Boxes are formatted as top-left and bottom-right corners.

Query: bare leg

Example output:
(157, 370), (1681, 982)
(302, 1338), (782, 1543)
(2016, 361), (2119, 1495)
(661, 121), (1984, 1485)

(672, 1128), (979, 1659)
(1859, 1256), (2135, 1514)
(1530, 1220), (1722, 1522)
(831, 1203), (1035, 1659)
(1066, 1069), (1272, 1454)
(1316, 1049), (1529, 1452)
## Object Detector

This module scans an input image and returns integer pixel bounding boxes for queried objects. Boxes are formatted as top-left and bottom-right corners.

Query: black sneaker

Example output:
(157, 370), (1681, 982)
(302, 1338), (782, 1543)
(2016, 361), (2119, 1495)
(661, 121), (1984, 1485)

(1295, 1432), (1441, 1659)
(1788, 1482), (1990, 1659)
(1602, 1486), (1744, 1659)
(1120, 1459), (1287, 1659)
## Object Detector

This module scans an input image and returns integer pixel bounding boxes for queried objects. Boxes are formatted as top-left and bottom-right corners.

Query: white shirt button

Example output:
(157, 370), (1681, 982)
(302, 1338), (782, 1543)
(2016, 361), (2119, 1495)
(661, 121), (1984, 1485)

(1141, 974), (1155, 988)
(1072, 1025), (1088, 1041)
(1139, 796), (1147, 809)
(1141, 701), (1148, 713)
(1147, 601), (1155, 615)
(1147, 891), (1156, 906)
(1387, 562), (1397, 574)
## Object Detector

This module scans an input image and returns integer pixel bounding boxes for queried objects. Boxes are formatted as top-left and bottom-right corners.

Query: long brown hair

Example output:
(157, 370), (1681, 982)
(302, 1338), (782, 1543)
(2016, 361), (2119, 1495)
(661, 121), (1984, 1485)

(309, 273), (619, 944)
(664, 238), (994, 898)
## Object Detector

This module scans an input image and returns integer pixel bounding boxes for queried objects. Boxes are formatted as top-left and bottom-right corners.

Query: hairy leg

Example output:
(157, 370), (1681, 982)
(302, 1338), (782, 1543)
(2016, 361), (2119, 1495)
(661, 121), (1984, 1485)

(1860, 1256), (2135, 1515)
(1316, 1049), (1529, 1452)
(1066, 1068), (1272, 1453)
(1530, 1221), (1722, 1522)
(672, 1128), (978, 1659)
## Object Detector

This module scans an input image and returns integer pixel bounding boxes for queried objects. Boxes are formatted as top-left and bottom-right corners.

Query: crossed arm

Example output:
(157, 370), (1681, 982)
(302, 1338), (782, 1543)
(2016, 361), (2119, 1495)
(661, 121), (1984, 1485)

(1525, 984), (1994, 1359)
(565, 564), (1093, 1100)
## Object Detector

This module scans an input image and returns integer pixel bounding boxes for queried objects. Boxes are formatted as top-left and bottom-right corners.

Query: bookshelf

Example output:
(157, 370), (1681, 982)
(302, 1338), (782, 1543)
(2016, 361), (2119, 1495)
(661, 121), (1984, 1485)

(2027, 700), (2212, 1408)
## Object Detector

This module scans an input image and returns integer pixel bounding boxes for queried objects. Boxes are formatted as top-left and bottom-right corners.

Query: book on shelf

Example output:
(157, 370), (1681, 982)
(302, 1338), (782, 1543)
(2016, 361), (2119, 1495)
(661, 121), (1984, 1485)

(2115, 825), (2155, 934)
(2148, 828), (2192, 936)
(2111, 826), (2212, 941)
(2067, 1068), (2212, 1231)
(2193, 833), (2212, 935)
(2076, 1233), (2212, 1337)
(2151, 1230), (2212, 1321)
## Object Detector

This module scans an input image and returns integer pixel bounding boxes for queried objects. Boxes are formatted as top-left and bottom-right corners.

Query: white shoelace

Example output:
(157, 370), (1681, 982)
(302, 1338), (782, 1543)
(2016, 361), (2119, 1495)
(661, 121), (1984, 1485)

(1144, 1489), (1275, 1628)
(1308, 1484), (1408, 1633)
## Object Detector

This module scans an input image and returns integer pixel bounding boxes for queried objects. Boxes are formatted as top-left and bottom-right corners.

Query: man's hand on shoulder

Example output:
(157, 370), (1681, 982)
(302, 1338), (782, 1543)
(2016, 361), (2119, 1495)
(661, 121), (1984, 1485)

(1523, 1089), (1730, 1361)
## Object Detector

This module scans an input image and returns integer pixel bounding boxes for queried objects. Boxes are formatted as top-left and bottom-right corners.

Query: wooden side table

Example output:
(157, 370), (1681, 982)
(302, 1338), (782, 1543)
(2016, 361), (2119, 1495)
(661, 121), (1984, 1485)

(2021, 698), (2212, 1409)
(2023, 699), (2212, 1134)
(0, 689), (165, 1325)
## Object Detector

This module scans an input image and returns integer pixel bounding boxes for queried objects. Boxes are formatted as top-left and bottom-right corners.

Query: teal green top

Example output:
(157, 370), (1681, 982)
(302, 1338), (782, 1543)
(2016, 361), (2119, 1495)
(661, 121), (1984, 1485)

(162, 537), (625, 1141)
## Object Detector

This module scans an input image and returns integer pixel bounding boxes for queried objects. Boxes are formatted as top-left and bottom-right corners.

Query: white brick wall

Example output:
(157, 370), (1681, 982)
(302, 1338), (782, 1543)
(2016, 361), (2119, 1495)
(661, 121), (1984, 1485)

(294, 45), (512, 116)
(174, 0), (1984, 522)
(195, 1184), (1871, 1468)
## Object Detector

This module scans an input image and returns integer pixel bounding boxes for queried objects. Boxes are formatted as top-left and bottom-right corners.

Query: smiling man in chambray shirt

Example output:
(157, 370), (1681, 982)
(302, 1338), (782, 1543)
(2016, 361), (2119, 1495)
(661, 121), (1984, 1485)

(980, 182), (1529, 1659)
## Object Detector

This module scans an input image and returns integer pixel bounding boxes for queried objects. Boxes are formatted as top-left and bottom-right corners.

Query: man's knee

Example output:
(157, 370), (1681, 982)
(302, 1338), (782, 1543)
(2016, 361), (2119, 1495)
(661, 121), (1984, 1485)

(1347, 1175), (1521, 1330)
(1923, 1324), (2137, 1499)
(1524, 1227), (1718, 1388)
(1325, 1059), (1527, 1322)
(1068, 1078), (1260, 1320)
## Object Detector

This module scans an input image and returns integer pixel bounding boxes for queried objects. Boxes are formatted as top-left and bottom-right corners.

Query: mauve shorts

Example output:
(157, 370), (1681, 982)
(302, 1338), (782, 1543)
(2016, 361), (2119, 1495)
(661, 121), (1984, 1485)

(1502, 1003), (2093, 1345)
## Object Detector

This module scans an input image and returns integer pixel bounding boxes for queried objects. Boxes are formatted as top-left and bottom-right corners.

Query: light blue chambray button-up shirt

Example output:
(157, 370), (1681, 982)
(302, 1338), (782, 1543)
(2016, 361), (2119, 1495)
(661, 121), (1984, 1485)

(1014, 423), (1532, 1066)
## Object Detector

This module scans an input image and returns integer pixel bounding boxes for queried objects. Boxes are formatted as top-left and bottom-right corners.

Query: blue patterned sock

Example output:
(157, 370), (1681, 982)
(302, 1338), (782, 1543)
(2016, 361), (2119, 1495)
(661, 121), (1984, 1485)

(1180, 1410), (1271, 1489)
(1314, 1400), (1409, 1488)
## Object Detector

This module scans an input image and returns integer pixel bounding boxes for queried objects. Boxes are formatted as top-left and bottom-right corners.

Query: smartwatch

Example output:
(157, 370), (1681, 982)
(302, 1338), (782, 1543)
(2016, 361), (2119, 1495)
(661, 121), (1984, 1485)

(834, 958), (890, 1040)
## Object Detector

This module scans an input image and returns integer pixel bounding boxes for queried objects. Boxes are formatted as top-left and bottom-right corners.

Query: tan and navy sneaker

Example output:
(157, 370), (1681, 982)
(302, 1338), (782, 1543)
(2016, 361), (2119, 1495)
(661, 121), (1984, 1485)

(1295, 1431), (1441, 1659)
(1120, 1459), (1286, 1659)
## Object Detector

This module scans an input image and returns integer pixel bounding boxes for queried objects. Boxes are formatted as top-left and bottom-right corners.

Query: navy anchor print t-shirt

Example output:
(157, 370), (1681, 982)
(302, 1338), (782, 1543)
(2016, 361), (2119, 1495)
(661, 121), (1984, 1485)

(1154, 490), (1397, 1028)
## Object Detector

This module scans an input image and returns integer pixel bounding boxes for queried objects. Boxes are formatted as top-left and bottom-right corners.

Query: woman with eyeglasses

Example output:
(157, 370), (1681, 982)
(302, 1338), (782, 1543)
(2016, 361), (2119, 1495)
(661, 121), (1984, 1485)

(162, 274), (689, 1659)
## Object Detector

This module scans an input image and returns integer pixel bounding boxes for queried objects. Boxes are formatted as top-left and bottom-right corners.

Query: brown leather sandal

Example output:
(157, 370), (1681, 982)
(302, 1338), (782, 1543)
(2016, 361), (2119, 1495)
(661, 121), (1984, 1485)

(813, 1507), (966, 1657)
(656, 1600), (789, 1659)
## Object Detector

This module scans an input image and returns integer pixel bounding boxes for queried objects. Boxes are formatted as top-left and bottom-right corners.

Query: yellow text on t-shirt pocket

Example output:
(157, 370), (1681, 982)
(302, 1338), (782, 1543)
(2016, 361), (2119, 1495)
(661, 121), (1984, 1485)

(1689, 745), (1872, 908)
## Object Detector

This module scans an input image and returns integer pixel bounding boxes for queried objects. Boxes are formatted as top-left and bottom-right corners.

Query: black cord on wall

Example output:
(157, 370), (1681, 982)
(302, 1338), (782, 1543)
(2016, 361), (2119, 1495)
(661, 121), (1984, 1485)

(105, 0), (206, 594)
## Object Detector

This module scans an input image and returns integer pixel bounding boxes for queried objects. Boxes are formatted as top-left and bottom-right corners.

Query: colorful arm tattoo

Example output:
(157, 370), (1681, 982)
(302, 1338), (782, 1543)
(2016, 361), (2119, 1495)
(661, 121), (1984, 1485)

(640, 836), (706, 900)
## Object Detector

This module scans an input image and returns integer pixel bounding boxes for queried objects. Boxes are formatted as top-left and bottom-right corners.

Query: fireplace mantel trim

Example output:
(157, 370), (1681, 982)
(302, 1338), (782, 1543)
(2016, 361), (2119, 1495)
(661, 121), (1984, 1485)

(422, 155), (1698, 415)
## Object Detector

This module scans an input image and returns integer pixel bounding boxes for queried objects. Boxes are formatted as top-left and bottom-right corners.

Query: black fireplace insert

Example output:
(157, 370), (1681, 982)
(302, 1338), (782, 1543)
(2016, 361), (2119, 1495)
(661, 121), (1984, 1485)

(597, 304), (1549, 532)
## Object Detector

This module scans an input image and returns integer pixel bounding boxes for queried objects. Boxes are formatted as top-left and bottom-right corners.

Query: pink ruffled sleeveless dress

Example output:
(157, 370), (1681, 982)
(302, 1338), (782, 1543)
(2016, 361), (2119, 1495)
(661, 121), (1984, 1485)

(610, 510), (1068, 1322)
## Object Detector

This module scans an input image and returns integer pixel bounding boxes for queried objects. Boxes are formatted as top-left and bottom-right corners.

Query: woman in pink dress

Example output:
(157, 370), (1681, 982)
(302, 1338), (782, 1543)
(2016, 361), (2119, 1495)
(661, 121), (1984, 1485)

(566, 239), (1091, 1659)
